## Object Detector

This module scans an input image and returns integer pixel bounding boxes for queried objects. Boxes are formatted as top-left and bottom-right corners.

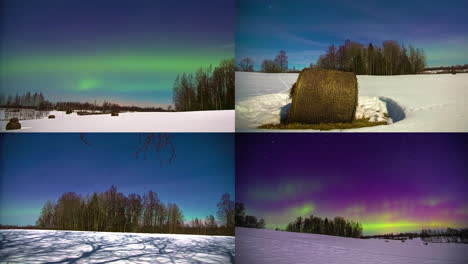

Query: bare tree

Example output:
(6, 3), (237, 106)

(239, 57), (254, 72)
(274, 50), (288, 72)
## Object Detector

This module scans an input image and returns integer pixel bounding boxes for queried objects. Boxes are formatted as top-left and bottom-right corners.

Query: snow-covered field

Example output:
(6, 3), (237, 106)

(0, 229), (234, 263)
(235, 72), (468, 132)
(236, 227), (468, 264)
(0, 110), (234, 132)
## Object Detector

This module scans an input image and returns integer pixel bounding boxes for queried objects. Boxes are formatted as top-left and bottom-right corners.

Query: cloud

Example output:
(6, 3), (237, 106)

(342, 205), (367, 217)
(280, 33), (328, 48)
(455, 205), (468, 216)
(248, 179), (322, 202)
(420, 197), (450, 207)
(220, 43), (235, 49)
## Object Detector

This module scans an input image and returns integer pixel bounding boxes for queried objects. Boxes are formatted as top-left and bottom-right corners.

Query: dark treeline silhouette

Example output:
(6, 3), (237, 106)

(362, 232), (419, 240)
(54, 101), (171, 113)
(173, 58), (235, 111)
(362, 228), (468, 244)
(260, 50), (289, 73)
(36, 186), (234, 236)
(284, 215), (363, 238)
(316, 39), (426, 75)
(238, 51), (291, 73)
(235, 202), (266, 229)
(421, 228), (468, 243)
(0, 92), (46, 108)
(0, 92), (173, 112)
(423, 64), (468, 74)
(0, 225), (39, 230)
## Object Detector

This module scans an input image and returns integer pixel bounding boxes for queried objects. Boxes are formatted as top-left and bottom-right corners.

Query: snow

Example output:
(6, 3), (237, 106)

(235, 72), (468, 132)
(0, 229), (234, 264)
(236, 227), (468, 264)
(0, 110), (235, 132)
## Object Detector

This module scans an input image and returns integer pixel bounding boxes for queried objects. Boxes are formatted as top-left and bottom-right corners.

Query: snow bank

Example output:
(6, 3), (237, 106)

(236, 227), (468, 264)
(0, 110), (235, 132)
(0, 229), (234, 264)
(236, 92), (391, 129)
(235, 72), (468, 132)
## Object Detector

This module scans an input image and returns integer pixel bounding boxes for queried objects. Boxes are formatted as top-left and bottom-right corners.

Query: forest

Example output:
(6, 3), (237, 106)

(363, 228), (468, 243)
(0, 92), (172, 112)
(283, 215), (363, 238)
(36, 186), (235, 236)
(315, 40), (426, 75)
(235, 202), (266, 229)
(237, 39), (427, 75)
(172, 58), (235, 111)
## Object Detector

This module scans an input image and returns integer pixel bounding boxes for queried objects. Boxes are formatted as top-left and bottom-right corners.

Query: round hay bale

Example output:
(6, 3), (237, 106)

(287, 68), (358, 124)
(48, 115), (55, 119)
(66, 110), (73, 114)
(111, 112), (119, 116)
(6, 118), (21, 130)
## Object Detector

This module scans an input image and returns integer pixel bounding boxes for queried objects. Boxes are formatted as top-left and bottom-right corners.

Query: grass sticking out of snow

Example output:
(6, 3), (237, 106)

(258, 118), (387, 130)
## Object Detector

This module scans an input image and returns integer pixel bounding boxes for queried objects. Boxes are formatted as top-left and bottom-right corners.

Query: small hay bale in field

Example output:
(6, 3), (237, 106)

(66, 110), (73, 114)
(6, 118), (21, 130)
(288, 69), (358, 124)
(48, 115), (55, 119)
(111, 112), (119, 116)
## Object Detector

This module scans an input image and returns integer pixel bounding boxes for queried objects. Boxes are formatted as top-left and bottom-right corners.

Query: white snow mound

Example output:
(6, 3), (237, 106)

(236, 92), (392, 129)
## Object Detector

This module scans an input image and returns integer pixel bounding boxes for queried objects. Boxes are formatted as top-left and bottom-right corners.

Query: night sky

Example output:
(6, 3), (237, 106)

(236, 0), (468, 69)
(236, 133), (468, 235)
(0, 133), (234, 226)
(0, 0), (234, 106)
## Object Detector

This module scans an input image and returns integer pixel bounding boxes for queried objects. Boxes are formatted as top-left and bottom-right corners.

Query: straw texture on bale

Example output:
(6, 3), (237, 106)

(288, 69), (358, 124)
(6, 118), (21, 130)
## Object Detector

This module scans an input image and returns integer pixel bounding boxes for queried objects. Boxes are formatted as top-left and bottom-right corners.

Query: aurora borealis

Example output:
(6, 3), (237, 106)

(237, 0), (468, 69)
(236, 133), (468, 235)
(1, 0), (234, 106)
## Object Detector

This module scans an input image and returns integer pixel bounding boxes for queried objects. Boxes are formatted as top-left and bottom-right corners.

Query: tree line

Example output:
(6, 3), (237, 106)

(0, 92), (46, 108)
(421, 228), (468, 243)
(36, 186), (235, 236)
(0, 92), (172, 112)
(316, 39), (426, 75)
(173, 58), (235, 111)
(363, 228), (468, 244)
(235, 202), (266, 229)
(238, 50), (290, 73)
(284, 215), (363, 238)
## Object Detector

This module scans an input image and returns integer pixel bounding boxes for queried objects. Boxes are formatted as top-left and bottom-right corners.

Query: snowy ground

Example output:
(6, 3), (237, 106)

(0, 110), (234, 132)
(0, 229), (234, 264)
(236, 227), (468, 264)
(235, 72), (468, 132)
